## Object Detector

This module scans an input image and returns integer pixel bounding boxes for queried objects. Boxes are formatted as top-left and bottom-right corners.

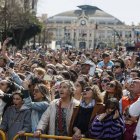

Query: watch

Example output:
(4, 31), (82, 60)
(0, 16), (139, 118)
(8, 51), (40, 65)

(81, 20), (86, 25)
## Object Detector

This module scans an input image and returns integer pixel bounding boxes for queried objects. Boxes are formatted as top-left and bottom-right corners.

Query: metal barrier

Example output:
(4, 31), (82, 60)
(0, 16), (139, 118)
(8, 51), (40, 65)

(13, 133), (95, 140)
(0, 130), (6, 140)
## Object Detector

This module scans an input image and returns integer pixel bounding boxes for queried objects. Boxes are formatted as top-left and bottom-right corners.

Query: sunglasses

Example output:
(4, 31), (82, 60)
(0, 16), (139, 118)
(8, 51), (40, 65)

(114, 65), (121, 69)
(102, 79), (110, 83)
(107, 83), (116, 88)
(83, 87), (92, 92)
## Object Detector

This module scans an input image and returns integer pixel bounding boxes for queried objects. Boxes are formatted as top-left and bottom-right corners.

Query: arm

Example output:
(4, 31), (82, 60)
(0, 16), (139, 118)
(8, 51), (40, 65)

(23, 90), (49, 111)
(0, 107), (9, 131)
(129, 97), (140, 117)
(88, 116), (104, 138)
(36, 105), (51, 131)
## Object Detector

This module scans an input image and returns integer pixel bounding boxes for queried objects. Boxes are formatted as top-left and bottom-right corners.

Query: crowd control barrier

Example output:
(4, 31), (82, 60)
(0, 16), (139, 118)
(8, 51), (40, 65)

(0, 130), (6, 140)
(13, 133), (95, 140)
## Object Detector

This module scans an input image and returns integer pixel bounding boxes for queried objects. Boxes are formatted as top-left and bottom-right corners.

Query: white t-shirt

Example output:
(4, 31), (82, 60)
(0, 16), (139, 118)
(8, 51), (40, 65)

(129, 97), (140, 140)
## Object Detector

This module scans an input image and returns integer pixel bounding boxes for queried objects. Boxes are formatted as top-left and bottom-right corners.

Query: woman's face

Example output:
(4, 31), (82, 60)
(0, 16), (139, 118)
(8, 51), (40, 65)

(106, 81), (116, 93)
(33, 86), (44, 101)
(82, 87), (93, 100)
(13, 94), (23, 108)
(59, 83), (71, 99)
(74, 81), (82, 94)
(101, 78), (110, 91)
(0, 80), (8, 92)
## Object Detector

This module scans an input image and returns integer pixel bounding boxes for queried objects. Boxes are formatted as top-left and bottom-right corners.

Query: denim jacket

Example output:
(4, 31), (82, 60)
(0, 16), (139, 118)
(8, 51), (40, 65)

(23, 91), (49, 132)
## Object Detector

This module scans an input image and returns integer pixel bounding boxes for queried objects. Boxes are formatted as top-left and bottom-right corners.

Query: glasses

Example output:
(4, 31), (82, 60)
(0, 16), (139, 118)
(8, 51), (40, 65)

(107, 83), (116, 88)
(101, 79), (110, 83)
(114, 65), (121, 69)
(83, 87), (92, 92)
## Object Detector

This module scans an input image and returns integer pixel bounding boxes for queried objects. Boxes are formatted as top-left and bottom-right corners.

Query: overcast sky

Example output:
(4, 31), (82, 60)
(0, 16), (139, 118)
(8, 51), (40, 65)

(37, 0), (140, 25)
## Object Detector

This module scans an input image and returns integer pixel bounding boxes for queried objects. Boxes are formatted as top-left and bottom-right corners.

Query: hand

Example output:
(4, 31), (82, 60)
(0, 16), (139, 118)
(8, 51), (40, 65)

(17, 130), (25, 136)
(7, 68), (14, 74)
(72, 130), (82, 140)
(22, 80), (30, 90)
(98, 113), (107, 121)
(113, 110), (119, 119)
(0, 90), (5, 98)
(34, 130), (41, 137)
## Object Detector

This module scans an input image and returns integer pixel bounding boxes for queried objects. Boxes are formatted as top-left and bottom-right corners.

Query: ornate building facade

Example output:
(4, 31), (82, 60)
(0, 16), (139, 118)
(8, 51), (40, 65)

(46, 5), (140, 49)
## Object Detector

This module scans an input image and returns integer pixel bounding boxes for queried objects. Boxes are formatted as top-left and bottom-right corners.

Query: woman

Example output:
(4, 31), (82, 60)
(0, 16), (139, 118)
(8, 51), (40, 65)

(74, 79), (88, 101)
(34, 80), (79, 137)
(69, 85), (105, 139)
(0, 92), (31, 140)
(23, 83), (50, 139)
(104, 80), (123, 104)
(89, 98), (125, 140)
(0, 79), (18, 117)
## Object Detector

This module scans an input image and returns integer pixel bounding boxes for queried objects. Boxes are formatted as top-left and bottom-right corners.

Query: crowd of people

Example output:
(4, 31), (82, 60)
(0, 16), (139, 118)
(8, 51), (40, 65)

(0, 38), (140, 140)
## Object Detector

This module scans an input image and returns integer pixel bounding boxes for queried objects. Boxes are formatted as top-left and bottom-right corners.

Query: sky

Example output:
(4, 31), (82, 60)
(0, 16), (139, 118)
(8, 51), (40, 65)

(37, 0), (140, 25)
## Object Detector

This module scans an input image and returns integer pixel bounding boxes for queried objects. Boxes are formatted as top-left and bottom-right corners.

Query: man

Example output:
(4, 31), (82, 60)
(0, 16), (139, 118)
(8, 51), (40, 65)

(113, 59), (125, 83)
(122, 78), (140, 112)
(129, 97), (140, 140)
(97, 52), (114, 70)
(80, 59), (96, 76)
(130, 69), (140, 79)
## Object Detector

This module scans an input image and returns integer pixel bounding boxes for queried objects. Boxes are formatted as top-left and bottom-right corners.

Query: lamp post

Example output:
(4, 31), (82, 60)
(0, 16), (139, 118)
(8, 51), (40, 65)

(105, 26), (120, 49)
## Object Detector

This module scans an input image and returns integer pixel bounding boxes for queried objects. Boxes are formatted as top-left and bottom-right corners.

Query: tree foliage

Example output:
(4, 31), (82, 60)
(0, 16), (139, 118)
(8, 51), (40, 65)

(0, 0), (42, 49)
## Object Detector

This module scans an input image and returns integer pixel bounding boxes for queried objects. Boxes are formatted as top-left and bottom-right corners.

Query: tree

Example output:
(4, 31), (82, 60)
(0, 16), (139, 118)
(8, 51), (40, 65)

(0, 0), (42, 49)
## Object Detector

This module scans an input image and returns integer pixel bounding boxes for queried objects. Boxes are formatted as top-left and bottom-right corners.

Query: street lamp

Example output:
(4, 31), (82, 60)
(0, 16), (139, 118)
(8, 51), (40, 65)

(105, 26), (120, 49)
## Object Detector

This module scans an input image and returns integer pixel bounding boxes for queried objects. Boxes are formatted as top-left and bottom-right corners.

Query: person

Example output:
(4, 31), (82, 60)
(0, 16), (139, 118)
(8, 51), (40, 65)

(122, 78), (140, 112)
(88, 98), (125, 140)
(129, 97), (140, 140)
(74, 79), (88, 101)
(0, 92), (31, 140)
(23, 83), (50, 140)
(34, 80), (79, 137)
(104, 80), (123, 104)
(69, 85), (105, 139)
(113, 59), (126, 83)
(123, 107), (138, 140)
(97, 52), (114, 70)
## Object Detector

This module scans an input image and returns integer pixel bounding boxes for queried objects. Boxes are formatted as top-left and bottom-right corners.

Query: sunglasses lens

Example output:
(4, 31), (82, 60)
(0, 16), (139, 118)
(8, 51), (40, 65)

(103, 79), (109, 83)
(83, 87), (91, 91)
(114, 65), (120, 68)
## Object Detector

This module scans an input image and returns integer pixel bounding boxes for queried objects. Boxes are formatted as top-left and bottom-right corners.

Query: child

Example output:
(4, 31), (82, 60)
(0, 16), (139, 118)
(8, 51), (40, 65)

(88, 98), (125, 140)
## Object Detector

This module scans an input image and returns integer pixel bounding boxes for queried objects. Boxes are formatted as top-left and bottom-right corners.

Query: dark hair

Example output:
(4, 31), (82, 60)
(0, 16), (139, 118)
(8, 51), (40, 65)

(104, 80), (123, 104)
(13, 91), (24, 100)
(105, 98), (119, 111)
(102, 52), (110, 59)
(114, 58), (125, 69)
(131, 69), (140, 78)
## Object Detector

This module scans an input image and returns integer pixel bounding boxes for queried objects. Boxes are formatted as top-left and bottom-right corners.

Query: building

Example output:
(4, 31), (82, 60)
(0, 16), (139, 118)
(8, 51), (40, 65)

(46, 5), (140, 49)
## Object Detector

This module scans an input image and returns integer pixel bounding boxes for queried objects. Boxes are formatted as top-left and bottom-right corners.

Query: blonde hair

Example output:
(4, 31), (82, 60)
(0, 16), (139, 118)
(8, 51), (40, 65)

(34, 67), (46, 76)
